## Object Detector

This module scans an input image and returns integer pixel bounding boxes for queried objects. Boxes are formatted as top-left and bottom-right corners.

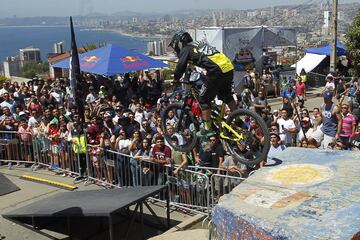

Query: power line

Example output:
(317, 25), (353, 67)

(270, 0), (325, 26)
(261, 0), (323, 25)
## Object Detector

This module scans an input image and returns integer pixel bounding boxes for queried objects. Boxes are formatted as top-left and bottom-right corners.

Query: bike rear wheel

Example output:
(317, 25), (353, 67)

(223, 109), (270, 166)
(161, 103), (200, 152)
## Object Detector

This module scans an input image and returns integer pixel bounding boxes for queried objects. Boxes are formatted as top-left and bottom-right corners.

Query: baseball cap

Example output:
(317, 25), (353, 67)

(323, 91), (333, 99)
(326, 73), (334, 79)
(270, 132), (280, 140)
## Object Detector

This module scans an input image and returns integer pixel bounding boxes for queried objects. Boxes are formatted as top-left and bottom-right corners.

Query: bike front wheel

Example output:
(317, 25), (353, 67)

(161, 103), (200, 152)
(223, 109), (270, 166)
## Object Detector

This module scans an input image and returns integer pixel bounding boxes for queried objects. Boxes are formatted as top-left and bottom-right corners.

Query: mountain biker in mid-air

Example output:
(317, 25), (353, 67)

(169, 30), (237, 136)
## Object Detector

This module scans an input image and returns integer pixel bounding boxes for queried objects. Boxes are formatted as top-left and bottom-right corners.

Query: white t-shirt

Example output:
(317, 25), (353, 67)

(28, 116), (38, 127)
(277, 118), (296, 145)
(118, 139), (131, 151)
(0, 88), (8, 97)
(134, 111), (145, 124)
(51, 91), (62, 103)
(324, 82), (335, 92)
(85, 93), (97, 103)
(305, 124), (324, 144)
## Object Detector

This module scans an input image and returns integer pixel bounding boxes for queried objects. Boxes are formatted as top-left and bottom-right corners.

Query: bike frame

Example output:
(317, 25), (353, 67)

(181, 85), (244, 142)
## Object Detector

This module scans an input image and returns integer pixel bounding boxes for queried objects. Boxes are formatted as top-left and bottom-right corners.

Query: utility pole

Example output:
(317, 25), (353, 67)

(330, 0), (338, 73)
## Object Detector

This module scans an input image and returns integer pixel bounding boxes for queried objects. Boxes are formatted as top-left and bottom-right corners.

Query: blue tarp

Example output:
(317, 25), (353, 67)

(305, 40), (347, 56)
(52, 44), (168, 76)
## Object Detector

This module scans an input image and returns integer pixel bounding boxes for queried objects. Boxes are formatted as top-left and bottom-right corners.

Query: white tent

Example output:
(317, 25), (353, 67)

(292, 53), (327, 75)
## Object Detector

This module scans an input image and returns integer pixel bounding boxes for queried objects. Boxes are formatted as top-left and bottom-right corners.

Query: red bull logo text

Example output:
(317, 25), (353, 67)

(120, 56), (141, 63)
(120, 56), (149, 69)
(81, 56), (100, 68)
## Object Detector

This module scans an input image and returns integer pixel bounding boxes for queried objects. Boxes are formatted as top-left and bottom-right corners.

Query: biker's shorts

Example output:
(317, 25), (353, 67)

(198, 70), (234, 109)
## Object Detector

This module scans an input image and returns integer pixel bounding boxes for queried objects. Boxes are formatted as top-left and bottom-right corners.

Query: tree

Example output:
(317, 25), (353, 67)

(0, 75), (7, 82)
(81, 42), (106, 53)
(346, 9), (360, 77)
(19, 62), (49, 79)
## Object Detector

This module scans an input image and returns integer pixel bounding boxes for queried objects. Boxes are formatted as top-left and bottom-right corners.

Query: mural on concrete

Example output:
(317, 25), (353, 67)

(213, 148), (360, 240)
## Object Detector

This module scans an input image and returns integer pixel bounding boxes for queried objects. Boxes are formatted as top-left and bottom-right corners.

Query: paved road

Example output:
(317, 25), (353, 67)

(0, 166), (190, 240)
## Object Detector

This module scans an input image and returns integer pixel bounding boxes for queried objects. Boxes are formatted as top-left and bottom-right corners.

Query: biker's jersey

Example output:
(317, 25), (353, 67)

(174, 43), (234, 81)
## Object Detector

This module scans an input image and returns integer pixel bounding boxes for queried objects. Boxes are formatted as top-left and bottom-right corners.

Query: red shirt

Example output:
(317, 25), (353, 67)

(48, 127), (59, 145)
(152, 145), (171, 165)
(295, 82), (305, 96)
(28, 102), (42, 115)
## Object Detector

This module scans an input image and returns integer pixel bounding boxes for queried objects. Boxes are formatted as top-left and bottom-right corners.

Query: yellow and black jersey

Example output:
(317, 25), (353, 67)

(174, 43), (234, 81)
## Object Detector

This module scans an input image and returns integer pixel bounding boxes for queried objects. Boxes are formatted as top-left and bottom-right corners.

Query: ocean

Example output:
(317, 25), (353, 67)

(0, 26), (149, 62)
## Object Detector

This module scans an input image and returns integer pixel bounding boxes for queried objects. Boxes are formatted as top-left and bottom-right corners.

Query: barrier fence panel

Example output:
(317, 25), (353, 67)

(32, 135), (81, 177)
(0, 131), (36, 168)
(85, 145), (169, 191)
(0, 131), (248, 216)
(166, 165), (211, 214)
(210, 172), (245, 208)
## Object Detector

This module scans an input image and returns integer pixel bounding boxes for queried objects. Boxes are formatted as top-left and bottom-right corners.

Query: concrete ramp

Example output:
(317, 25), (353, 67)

(212, 148), (360, 240)
(0, 173), (20, 196)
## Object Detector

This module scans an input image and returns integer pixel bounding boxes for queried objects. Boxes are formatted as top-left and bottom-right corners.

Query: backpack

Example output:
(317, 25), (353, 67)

(191, 40), (234, 74)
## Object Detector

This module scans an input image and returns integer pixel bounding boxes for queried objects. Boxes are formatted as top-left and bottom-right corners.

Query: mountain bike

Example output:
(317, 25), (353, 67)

(161, 74), (270, 166)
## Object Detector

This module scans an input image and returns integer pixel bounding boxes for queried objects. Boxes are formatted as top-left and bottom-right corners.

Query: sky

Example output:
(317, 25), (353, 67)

(0, 0), (357, 18)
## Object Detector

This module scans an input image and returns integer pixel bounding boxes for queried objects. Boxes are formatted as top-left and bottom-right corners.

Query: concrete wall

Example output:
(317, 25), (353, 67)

(213, 148), (360, 240)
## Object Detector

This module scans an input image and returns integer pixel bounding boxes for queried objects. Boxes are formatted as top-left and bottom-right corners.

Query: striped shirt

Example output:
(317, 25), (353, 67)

(340, 113), (356, 137)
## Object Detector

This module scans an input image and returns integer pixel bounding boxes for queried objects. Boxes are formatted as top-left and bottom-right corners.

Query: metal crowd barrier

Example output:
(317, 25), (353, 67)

(166, 164), (245, 215)
(0, 131), (246, 215)
(0, 131), (36, 169)
(86, 145), (169, 190)
(209, 172), (245, 208)
(166, 166), (210, 214)
(32, 135), (82, 177)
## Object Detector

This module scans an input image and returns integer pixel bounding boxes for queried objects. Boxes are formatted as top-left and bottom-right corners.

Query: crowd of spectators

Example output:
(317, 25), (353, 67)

(241, 69), (360, 164)
(0, 67), (359, 187)
(0, 70), (242, 187)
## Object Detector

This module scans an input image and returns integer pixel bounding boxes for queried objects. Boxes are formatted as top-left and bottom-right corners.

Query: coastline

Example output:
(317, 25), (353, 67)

(0, 25), (167, 40)
(0, 25), (68, 28)
(105, 28), (166, 40)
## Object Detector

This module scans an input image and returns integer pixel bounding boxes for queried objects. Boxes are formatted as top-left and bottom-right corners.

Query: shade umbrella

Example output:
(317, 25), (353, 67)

(305, 40), (347, 56)
(52, 44), (168, 76)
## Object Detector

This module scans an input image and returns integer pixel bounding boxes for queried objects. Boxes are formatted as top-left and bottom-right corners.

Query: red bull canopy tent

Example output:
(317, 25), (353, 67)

(52, 44), (168, 76)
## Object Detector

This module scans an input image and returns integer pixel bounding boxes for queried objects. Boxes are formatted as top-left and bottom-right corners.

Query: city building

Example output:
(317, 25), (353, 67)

(54, 42), (64, 54)
(322, 11), (331, 37)
(48, 52), (71, 79)
(2, 56), (21, 78)
(19, 47), (41, 66)
(212, 12), (219, 27)
(147, 40), (167, 56)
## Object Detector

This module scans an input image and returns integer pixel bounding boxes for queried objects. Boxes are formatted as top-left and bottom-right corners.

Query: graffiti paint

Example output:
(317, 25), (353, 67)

(212, 148), (360, 240)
